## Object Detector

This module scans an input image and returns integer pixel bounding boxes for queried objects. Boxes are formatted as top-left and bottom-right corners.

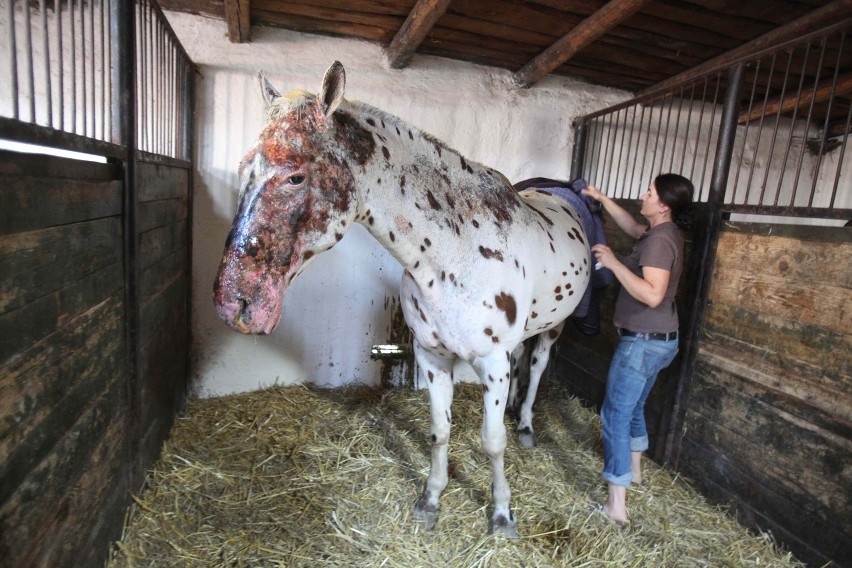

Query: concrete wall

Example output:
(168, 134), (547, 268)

(163, 12), (630, 396)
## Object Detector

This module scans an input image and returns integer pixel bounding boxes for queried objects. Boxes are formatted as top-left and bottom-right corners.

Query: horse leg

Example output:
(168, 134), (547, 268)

(507, 341), (526, 412)
(412, 340), (455, 530)
(472, 352), (518, 537)
(517, 322), (565, 449)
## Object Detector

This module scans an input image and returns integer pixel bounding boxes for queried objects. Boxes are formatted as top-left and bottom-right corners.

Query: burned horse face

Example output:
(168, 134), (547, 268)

(214, 63), (360, 334)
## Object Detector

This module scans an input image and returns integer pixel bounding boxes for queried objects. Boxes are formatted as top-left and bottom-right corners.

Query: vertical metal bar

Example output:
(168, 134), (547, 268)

(776, 42), (812, 206)
(570, 120), (587, 180)
(698, 74), (722, 201)
(599, 114), (614, 192)
(618, 106), (637, 197)
(23, 0), (36, 122)
(678, 84), (695, 174)
(732, 61), (760, 204)
(808, 30), (845, 208)
(613, 107), (629, 196)
(588, 118), (601, 185)
(663, 62), (745, 467)
(649, 98), (665, 186)
(638, 97), (655, 193)
(56, 0), (64, 130)
(101, 0), (108, 140)
(658, 94), (675, 176)
(668, 87), (685, 173)
(628, 103), (646, 194)
(759, 52), (792, 206)
(80, 0), (88, 135)
(111, 0), (139, 486)
(88, 0), (95, 138)
(789, 37), (827, 208)
(829, 93), (851, 209)
(6, 0), (19, 119)
(747, 54), (776, 205)
(690, 78), (709, 183)
(70, 0), (77, 133)
(40, 0), (52, 127)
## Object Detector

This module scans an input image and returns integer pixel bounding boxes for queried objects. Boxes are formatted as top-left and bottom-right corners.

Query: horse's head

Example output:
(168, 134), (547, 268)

(214, 61), (364, 334)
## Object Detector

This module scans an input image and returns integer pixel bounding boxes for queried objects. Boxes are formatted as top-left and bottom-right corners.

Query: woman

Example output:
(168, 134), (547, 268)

(582, 173), (694, 527)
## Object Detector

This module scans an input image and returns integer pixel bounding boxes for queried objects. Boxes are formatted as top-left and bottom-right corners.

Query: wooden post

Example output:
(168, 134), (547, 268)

(386, 0), (452, 69)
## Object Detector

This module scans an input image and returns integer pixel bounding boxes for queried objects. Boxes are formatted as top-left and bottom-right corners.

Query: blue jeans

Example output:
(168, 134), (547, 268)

(601, 335), (678, 486)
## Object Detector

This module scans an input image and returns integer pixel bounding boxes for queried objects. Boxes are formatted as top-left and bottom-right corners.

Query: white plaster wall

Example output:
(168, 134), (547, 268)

(163, 12), (630, 397)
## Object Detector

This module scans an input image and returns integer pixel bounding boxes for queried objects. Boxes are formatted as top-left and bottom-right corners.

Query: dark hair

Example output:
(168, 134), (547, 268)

(655, 173), (695, 229)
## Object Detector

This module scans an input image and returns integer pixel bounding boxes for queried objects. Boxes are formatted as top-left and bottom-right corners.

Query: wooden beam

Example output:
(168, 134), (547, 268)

(224, 0), (251, 43)
(512, 0), (650, 88)
(739, 71), (852, 124)
(386, 0), (453, 69)
(640, 0), (852, 98)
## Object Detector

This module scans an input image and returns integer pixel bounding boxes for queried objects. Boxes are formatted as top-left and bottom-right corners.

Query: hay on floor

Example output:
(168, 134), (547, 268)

(108, 382), (804, 568)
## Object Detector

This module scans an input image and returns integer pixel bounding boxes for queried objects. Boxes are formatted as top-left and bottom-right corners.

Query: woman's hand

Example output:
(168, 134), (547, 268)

(582, 185), (606, 203)
(591, 243), (617, 269)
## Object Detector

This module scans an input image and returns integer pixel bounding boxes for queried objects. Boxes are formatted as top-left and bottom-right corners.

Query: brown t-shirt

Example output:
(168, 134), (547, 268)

(613, 221), (684, 333)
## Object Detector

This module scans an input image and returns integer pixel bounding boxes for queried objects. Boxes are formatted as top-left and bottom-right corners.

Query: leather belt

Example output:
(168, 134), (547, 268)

(618, 328), (678, 341)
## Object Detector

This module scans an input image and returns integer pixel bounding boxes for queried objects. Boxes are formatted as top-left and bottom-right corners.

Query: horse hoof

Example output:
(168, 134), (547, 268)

(517, 427), (535, 449)
(491, 513), (519, 538)
(414, 498), (440, 530)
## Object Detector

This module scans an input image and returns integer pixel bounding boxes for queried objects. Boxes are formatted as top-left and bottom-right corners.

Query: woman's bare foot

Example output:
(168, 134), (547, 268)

(604, 483), (629, 526)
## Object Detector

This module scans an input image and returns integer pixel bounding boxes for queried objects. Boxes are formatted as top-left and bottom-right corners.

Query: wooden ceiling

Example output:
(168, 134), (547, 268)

(160, 0), (851, 133)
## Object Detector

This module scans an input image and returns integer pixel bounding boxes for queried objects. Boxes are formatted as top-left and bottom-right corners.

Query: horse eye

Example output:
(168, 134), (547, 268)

(288, 174), (306, 185)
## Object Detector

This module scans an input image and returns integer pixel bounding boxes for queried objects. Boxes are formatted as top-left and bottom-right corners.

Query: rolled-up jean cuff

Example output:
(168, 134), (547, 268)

(630, 435), (649, 452)
(602, 470), (632, 487)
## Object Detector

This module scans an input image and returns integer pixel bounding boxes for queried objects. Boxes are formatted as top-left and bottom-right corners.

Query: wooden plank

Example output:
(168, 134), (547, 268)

(0, 217), (123, 315)
(253, 8), (397, 42)
(0, 262), (124, 366)
(0, 380), (127, 567)
(677, 438), (845, 568)
(386, 0), (453, 68)
(0, 291), (125, 500)
(0, 149), (121, 181)
(224, 0), (251, 43)
(137, 196), (188, 234)
(738, 71), (852, 124)
(684, 361), (850, 511)
(139, 220), (187, 272)
(640, 0), (852, 97)
(513, 0), (650, 87)
(703, 302), (850, 390)
(715, 225), (852, 286)
(136, 161), (189, 203)
(0, 175), (122, 235)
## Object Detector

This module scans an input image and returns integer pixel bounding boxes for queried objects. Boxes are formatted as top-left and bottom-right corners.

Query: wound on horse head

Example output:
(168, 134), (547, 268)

(214, 61), (591, 536)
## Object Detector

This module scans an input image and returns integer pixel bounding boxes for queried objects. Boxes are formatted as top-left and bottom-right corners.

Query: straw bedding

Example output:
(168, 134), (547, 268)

(108, 381), (803, 567)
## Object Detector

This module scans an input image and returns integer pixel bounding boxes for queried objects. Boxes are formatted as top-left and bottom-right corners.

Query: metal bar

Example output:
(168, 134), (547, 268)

(70, 0), (77, 133)
(668, 87), (684, 173)
(731, 61), (760, 204)
(829, 89), (852, 208)
(698, 74), (722, 201)
(649, 98), (666, 186)
(0, 116), (126, 158)
(56, 0), (64, 130)
(789, 36), (827, 208)
(88, 0), (96, 138)
(23, 0), (36, 122)
(613, 107), (629, 196)
(101, 0), (108, 140)
(745, 55), (776, 205)
(80, 0), (87, 135)
(599, 114), (615, 193)
(759, 52), (792, 206)
(663, 62), (745, 467)
(627, 103), (646, 193)
(7, 0), (19, 119)
(775, 42), (812, 206)
(689, 78), (708, 182)
(678, 84), (695, 174)
(40, 0), (52, 127)
(618, 105), (637, 197)
(570, 120), (587, 180)
(808, 30), (846, 207)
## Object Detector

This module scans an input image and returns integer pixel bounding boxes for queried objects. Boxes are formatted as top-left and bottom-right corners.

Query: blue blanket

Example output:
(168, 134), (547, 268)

(514, 177), (613, 335)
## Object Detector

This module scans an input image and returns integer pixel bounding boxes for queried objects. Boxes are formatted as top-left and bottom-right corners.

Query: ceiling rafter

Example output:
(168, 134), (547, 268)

(386, 0), (453, 69)
(639, 0), (852, 98)
(512, 0), (650, 88)
(739, 71), (852, 125)
(225, 0), (251, 43)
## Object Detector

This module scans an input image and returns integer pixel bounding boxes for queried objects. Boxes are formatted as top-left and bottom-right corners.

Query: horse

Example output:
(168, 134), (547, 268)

(213, 61), (591, 536)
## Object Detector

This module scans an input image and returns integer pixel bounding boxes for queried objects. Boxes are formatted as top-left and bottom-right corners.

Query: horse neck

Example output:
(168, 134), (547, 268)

(347, 103), (512, 273)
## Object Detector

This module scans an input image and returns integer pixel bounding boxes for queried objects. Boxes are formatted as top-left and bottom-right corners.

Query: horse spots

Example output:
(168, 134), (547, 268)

(428, 370), (434, 382)
(495, 292), (517, 325)
(479, 246), (504, 262)
(426, 190), (442, 210)
(389, 231), (395, 242)
(441, 271), (446, 281)
(472, 219), (480, 228)
(567, 232), (576, 240)
(366, 118), (376, 127)
(568, 290), (574, 295)
(333, 111), (375, 166)
(460, 156), (467, 170)
(408, 130), (413, 140)
(555, 286), (561, 293)
(304, 251), (314, 260)
(369, 216), (374, 225)
(428, 279), (434, 287)
(335, 232), (343, 241)
(484, 327), (493, 335)
(572, 227), (585, 244)
(527, 203), (554, 226)
(531, 311), (538, 318)
(549, 242), (555, 253)
(532, 357), (538, 365)
(382, 146), (390, 160)
(488, 374), (495, 382)
(414, 261), (420, 268)
(482, 383), (489, 394)
(424, 237), (432, 247)
(555, 294), (563, 301)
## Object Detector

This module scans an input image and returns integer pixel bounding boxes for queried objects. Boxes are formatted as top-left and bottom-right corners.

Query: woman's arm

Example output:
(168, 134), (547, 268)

(582, 185), (646, 239)
(591, 244), (671, 308)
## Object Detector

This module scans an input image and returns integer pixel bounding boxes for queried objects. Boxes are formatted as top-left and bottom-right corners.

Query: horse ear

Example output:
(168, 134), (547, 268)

(258, 72), (281, 107)
(320, 61), (346, 118)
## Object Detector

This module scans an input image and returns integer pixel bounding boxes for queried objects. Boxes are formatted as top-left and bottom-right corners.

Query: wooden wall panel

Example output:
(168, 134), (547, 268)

(679, 222), (851, 568)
